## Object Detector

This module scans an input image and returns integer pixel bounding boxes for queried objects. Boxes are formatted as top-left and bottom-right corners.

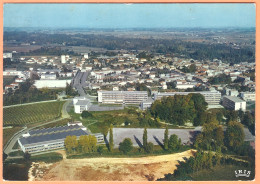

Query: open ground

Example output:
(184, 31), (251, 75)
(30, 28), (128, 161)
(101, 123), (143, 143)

(29, 149), (195, 181)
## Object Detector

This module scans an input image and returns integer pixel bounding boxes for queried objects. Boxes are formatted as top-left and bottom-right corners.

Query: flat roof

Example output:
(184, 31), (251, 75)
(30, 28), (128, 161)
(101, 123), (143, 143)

(98, 91), (147, 94)
(19, 125), (88, 146)
(223, 96), (245, 103)
(155, 91), (221, 95)
(76, 100), (90, 106)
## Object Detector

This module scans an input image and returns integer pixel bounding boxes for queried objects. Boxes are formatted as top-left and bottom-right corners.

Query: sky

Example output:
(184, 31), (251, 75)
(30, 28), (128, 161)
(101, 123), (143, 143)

(4, 3), (256, 28)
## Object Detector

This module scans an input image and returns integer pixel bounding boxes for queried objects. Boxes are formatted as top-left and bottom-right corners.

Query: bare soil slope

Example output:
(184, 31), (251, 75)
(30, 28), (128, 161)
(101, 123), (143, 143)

(30, 149), (195, 181)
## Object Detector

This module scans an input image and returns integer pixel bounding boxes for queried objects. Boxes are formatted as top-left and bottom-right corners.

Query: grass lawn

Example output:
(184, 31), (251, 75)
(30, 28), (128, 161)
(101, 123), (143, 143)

(4, 101), (65, 126)
(69, 107), (140, 133)
(5, 152), (63, 164)
(40, 118), (71, 128)
(3, 127), (23, 147)
(31, 152), (63, 163)
(191, 164), (255, 181)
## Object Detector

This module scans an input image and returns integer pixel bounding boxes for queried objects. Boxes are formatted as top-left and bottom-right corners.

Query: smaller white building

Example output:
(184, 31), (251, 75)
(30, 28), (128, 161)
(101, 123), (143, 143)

(240, 92), (255, 101)
(222, 96), (246, 111)
(74, 100), (91, 114)
(61, 55), (66, 64)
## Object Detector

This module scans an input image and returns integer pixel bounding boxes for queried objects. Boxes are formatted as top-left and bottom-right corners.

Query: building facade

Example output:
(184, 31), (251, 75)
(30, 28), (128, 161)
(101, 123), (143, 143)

(98, 91), (148, 104)
(222, 96), (246, 111)
(240, 92), (255, 102)
(18, 123), (103, 153)
(154, 91), (221, 105)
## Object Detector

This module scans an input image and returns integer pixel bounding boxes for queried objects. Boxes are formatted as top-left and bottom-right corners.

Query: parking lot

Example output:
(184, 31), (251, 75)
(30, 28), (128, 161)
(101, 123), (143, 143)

(108, 128), (197, 148)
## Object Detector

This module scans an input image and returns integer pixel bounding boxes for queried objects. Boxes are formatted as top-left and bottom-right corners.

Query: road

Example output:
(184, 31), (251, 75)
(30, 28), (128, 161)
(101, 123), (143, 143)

(61, 99), (72, 118)
(72, 70), (124, 111)
(72, 71), (90, 97)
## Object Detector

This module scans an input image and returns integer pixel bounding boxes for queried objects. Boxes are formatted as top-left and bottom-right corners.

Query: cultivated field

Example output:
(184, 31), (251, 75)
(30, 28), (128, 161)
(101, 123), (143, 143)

(29, 149), (195, 181)
(3, 127), (23, 147)
(3, 101), (65, 126)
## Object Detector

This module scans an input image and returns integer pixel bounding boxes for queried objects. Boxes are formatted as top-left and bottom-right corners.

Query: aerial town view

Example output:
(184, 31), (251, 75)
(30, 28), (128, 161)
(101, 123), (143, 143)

(2, 3), (256, 181)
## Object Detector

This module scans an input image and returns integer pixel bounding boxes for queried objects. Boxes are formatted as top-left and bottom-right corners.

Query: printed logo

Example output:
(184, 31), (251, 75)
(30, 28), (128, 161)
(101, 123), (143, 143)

(234, 170), (251, 177)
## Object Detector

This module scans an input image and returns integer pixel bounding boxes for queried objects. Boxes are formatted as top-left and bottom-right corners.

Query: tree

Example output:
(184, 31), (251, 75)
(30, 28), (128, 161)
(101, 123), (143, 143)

(119, 138), (133, 154)
(214, 126), (224, 149)
(81, 111), (93, 118)
(216, 112), (223, 124)
(64, 135), (78, 154)
(100, 124), (109, 137)
(89, 135), (97, 152)
(207, 151), (213, 169)
(215, 150), (221, 166)
(3, 152), (8, 161)
(226, 110), (238, 122)
(109, 124), (114, 152)
(64, 136), (73, 154)
(143, 127), (148, 151)
(78, 135), (88, 153)
(225, 121), (245, 150)
(164, 126), (169, 150)
(71, 135), (78, 153)
(147, 142), (154, 153)
(97, 146), (104, 155)
(65, 82), (73, 96)
(169, 134), (181, 151)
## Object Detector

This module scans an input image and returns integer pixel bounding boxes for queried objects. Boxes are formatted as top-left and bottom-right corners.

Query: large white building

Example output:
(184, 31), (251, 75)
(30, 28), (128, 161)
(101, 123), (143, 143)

(222, 96), (246, 111)
(154, 91), (221, 105)
(18, 123), (103, 153)
(98, 91), (148, 104)
(34, 79), (71, 88)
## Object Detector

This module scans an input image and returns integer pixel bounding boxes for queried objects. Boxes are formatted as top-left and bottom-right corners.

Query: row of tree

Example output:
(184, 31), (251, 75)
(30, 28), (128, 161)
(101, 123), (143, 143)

(150, 94), (208, 126)
(158, 149), (252, 181)
(5, 31), (255, 63)
(208, 74), (232, 85)
(195, 120), (245, 152)
(4, 79), (63, 106)
(108, 125), (182, 155)
(64, 135), (97, 154)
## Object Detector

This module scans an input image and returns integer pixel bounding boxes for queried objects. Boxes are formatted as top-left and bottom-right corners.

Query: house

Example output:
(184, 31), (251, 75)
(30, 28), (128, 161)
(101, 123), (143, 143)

(74, 100), (91, 114)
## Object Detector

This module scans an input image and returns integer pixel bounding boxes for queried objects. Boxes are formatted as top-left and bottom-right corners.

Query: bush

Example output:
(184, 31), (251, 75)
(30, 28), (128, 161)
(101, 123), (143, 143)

(119, 138), (133, 154)
(169, 134), (181, 151)
(97, 146), (104, 155)
(146, 142), (154, 153)
(81, 111), (93, 118)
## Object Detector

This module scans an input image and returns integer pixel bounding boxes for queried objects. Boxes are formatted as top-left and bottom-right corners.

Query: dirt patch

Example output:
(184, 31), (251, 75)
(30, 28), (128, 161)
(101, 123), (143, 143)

(30, 149), (195, 181)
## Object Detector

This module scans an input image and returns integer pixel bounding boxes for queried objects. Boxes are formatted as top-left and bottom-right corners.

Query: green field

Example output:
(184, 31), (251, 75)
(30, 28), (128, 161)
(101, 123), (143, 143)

(3, 127), (23, 147)
(69, 107), (140, 133)
(3, 101), (65, 126)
